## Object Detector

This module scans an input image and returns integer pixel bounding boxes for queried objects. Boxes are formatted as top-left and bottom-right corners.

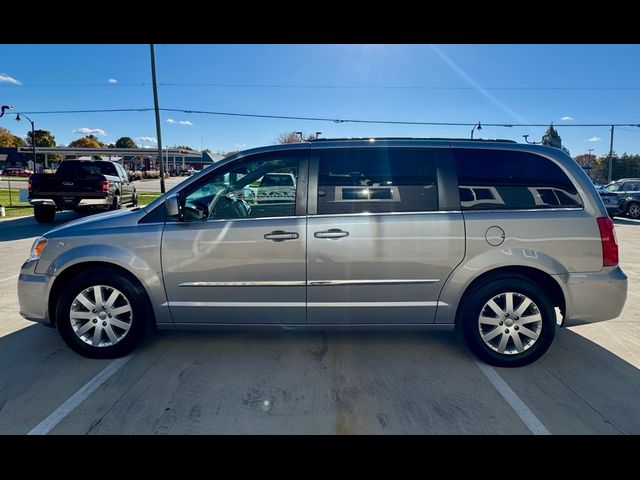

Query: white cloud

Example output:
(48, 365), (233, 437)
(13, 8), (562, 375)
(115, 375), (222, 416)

(0, 73), (21, 85)
(561, 116), (574, 121)
(73, 127), (107, 136)
(107, 78), (118, 84)
(136, 136), (157, 143)
(587, 136), (602, 142)
(142, 145), (154, 149)
(166, 118), (192, 125)
(236, 144), (246, 148)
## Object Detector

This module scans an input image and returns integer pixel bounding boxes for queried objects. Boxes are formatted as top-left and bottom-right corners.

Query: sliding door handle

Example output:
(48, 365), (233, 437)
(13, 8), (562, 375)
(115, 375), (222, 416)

(314, 229), (349, 239)
(264, 231), (299, 242)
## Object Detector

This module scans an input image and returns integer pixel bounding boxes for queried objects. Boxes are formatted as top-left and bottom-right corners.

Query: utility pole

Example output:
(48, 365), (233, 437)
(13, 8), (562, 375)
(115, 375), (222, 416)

(150, 44), (166, 193)
(588, 148), (594, 180)
(607, 125), (615, 183)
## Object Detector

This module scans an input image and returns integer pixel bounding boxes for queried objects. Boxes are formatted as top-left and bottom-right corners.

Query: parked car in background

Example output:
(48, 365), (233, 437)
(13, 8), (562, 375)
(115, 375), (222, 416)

(600, 178), (640, 218)
(18, 139), (627, 367)
(28, 159), (138, 223)
(2, 167), (33, 177)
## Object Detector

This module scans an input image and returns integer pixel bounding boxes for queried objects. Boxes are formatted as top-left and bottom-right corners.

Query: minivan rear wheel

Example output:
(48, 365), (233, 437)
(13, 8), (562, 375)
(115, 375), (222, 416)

(460, 277), (556, 367)
(55, 268), (150, 358)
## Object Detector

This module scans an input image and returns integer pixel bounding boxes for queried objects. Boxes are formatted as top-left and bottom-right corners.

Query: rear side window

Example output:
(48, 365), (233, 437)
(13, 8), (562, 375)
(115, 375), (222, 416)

(454, 149), (582, 210)
(316, 148), (439, 215)
(56, 161), (118, 177)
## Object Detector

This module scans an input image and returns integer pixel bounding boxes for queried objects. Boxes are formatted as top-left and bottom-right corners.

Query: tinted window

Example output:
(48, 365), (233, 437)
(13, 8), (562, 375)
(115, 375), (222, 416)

(182, 153), (300, 221)
(316, 148), (439, 214)
(57, 161), (118, 177)
(454, 149), (582, 210)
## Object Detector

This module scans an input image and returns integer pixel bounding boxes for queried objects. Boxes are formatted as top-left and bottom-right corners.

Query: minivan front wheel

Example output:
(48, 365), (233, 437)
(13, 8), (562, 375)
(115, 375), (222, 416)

(460, 277), (556, 367)
(56, 268), (150, 358)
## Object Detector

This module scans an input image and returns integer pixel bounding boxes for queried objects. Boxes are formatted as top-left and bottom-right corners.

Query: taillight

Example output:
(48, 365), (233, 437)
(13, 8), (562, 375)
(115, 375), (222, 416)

(597, 216), (619, 267)
(101, 179), (110, 193)
(28, 178), (32, 193)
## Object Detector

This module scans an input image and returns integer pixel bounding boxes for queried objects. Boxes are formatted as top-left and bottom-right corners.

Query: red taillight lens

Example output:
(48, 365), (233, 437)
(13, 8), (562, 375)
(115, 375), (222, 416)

(101, 179), (110, 193)
(28, 178), (32, 192)
(597, 216), (619, 267)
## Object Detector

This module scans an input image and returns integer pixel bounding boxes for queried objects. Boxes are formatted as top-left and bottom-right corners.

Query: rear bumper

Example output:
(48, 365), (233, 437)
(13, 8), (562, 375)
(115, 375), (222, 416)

(558, 266), (628, 326)
(30, 196), (110, 208)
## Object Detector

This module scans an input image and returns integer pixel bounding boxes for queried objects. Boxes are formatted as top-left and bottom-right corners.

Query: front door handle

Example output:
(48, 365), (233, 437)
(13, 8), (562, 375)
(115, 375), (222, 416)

(264, 230), (299, 242)
(314, 229), (349, 239)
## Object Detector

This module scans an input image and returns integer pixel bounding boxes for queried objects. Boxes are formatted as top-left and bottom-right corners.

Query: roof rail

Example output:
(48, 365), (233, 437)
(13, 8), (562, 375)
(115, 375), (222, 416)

(307, 137), (518, 143)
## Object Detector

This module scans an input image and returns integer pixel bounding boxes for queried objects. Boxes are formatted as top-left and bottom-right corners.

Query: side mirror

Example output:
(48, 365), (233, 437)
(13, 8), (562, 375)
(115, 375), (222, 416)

(165, 194), (181, 219)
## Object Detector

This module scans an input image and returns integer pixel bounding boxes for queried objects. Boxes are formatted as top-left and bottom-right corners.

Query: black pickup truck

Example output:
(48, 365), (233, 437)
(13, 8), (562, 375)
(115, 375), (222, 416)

(29, 159), (137, 223)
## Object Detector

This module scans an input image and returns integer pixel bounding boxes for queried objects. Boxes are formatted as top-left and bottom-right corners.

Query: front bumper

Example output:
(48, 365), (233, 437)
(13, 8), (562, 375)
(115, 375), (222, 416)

(17, 259), (53, 325)
(559, 266), (628, 326)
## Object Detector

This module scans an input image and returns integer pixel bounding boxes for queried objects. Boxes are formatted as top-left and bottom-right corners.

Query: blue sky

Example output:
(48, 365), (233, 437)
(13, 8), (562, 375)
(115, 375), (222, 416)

(1, 44), (640, 156)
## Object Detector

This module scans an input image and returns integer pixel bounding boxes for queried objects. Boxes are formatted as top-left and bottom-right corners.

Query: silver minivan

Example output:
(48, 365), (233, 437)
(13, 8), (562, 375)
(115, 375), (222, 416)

(18, 139), (628, 367)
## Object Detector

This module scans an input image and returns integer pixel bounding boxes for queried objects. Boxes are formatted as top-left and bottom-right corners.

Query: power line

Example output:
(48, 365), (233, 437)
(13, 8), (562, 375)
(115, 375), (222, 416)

(7, 82), (640, 91)
(13, 106), (640, 128)
(17, 108), (154, 114)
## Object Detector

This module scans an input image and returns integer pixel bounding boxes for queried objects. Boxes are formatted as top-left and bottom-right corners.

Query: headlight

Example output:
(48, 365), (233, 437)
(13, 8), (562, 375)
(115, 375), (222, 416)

(29, 237), (48, 261)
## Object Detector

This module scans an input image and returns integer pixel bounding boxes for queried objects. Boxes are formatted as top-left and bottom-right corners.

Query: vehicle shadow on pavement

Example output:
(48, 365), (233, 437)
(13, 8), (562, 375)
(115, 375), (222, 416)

(1, 323), (639, 434)
(0, 211), (82, 242)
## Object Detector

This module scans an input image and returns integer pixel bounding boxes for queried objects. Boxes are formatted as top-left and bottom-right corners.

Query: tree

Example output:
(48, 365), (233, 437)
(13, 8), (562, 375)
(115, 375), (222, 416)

(541, 124), (562, 149)
(68, 135), (104, 148)
(27, 129), (56, 148)
(277, 131), (318, 144)
(222, 150), (240, 158)
(174, 145), (195, 151)
(115, 136), (137, 148)
(574, 153), (596, 178)
(26, 129), (57, 167)
(0, 127), (26, 147)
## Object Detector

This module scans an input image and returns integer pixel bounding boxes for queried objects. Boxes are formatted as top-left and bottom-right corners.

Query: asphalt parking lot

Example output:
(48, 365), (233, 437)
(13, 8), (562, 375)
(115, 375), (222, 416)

(1, 212), (640, 434)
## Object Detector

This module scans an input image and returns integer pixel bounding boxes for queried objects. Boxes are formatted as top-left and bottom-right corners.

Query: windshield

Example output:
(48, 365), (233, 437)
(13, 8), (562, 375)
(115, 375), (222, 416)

(604, 183), (620, 192)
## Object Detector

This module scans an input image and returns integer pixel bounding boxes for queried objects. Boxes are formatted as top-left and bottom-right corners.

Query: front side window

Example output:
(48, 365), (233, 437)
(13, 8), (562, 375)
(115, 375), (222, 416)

(316, 148), (439, 215)
(182, 153), (300, 221)
(454, 149), (583, 210)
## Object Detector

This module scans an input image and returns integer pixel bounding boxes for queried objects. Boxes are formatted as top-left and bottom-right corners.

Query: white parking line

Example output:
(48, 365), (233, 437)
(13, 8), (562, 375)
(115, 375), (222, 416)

(27, 355), (132, 435)
(474, 360), (551, 435)
(0, 274), (19, 283)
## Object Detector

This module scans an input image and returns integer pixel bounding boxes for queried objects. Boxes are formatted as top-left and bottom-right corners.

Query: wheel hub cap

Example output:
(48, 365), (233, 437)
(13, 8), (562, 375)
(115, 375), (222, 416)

(69, 285), (133, 347)
(477, 291), (543, 355)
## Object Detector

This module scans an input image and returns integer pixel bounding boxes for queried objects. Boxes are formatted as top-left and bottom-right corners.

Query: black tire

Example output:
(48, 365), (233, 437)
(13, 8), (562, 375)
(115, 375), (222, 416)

(33, 205), (55, 223)
(111, 195), (121, 211)
(460, 276), (556, 367)
(55, 268), (151, 358)
(627, 202), (640, 219)
(131, 191), (138, 207)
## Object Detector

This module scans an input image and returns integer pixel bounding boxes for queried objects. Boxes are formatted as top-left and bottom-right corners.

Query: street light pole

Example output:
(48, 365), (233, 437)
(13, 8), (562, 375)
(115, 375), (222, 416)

(607, 125), (615, 183)
(470, 122), (482, 139)
(588, 148), (594, 180)
(149, 44), (166, 193)
(16, 113), (37, 172)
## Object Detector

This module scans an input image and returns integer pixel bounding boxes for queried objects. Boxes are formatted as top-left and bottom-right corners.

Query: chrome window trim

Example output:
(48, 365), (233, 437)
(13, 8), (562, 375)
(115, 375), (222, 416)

(460, 207), (584, 214)
(307, 210), (461, 219)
